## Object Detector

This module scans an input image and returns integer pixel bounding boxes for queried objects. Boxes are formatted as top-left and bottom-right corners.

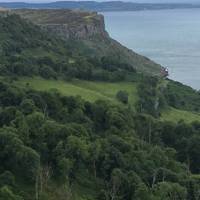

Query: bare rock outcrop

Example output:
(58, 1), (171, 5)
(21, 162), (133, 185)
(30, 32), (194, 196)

(13, 9), (109, 40)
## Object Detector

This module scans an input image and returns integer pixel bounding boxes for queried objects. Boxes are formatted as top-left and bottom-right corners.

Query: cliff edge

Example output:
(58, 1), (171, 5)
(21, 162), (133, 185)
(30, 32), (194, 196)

(14, 9), (108, 39)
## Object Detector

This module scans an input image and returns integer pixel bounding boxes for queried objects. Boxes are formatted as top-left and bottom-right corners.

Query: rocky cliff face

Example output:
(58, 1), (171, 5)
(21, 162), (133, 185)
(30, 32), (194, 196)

(13, 9), (108, 40)
(42, 16), (108, 40)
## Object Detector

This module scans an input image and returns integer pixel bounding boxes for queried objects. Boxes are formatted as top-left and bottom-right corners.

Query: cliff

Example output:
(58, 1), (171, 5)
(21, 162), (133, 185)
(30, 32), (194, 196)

(13, 9), (108, 40)
(11, 9), (162, 75)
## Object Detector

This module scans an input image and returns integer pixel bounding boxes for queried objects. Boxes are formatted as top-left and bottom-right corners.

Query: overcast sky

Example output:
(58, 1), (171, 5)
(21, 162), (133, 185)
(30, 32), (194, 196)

(0, 0), (200, 3)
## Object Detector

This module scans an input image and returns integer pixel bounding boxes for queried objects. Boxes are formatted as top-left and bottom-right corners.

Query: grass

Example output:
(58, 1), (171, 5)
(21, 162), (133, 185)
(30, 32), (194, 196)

(14, 77), (138, 106)
(12, 77), (200, 123)
(161, 107), (200, 123)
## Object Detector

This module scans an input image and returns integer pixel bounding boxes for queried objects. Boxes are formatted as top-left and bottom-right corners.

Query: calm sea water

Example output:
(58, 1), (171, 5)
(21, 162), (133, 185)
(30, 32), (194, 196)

(103, 9), (200, 90)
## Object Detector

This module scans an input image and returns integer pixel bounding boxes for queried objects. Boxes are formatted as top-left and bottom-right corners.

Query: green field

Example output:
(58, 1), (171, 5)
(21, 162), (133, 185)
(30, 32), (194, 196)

(14, 77), (138, 105)
(161, 107), (200, 123)
(13, 77), (200, 123)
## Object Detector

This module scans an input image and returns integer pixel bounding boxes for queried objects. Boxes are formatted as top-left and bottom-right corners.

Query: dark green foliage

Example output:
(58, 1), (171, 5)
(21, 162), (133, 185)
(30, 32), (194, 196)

(0, 15), (136, 82)
(39, 65), (57, 79)
(101, 56), (136, 73)
(153, 182), (187, 200)
(164, 80), (200, 112)
(0, 80), (198, 199)
(0, 171), (15, 188)
(134, 116), (200, 174)
(136, 76), (167, 117)
(116, 90), (129, 104)
(0, 128), (40, 181)
(0, 186), (23, 200)
(20, 99), (36, 115)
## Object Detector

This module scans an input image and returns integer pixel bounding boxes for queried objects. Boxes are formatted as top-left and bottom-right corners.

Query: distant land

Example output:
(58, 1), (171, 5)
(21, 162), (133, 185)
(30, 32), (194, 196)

(1, 1), (200, 11)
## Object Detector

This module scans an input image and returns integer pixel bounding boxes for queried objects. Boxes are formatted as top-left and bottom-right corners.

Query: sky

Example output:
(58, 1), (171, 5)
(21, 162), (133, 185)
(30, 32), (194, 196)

(0, 0), (200, 3)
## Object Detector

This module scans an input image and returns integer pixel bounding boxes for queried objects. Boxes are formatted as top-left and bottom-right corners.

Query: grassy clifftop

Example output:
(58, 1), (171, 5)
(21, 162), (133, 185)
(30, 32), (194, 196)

(14, 9), (100, 25)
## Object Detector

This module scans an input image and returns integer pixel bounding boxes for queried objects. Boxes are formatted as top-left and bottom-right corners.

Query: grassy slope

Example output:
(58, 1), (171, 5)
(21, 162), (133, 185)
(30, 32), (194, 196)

(81, 37), (162, 76)
(13, 77), (200, 123)
(14, 77), (138, 105)
(161, 107), (200, 123)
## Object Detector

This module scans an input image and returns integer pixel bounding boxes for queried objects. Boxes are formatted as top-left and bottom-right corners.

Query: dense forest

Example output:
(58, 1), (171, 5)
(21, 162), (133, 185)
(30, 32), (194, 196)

(0, 13), (200, 200)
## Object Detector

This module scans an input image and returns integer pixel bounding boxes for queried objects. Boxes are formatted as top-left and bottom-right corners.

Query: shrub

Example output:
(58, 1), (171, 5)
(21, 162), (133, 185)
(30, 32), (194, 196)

(116, 90), (129, 104)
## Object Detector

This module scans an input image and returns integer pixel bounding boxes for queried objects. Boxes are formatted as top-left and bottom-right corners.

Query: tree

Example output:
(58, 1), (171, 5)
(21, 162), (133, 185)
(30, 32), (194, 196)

(187, 136), (200, 173)
(89, 141), (101, 178)
(39, 65), (56, 79)
(57, 158), (74, 183)
(108, 168), (127, 200)
(16, 146), (40, 181)
(66, 135), (89, 162)
(0, 186), (23, 200)
(134, 183), (152, 200)
(153, 182), (187, 200)
(0, 171), (15, 188)
(20, 99), (36, 115)
(0, 130), (40, 182)
(116, 91), (129, 104)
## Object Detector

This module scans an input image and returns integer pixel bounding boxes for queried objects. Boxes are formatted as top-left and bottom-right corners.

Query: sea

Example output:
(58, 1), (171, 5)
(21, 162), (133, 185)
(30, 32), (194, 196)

(103, 9), (200, 90)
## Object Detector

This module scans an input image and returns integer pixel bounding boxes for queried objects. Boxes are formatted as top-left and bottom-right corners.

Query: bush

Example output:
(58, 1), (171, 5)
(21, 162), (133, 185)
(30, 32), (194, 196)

(116, 90), (129, 104)
(39, 65), (57, 79)
(0, 186), (23, 200)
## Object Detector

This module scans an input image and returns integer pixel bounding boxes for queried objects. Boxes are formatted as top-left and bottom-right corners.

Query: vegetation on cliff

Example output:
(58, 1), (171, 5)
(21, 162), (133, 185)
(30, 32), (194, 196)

(12, 9), (162, 76)
(0, 14), (138, 82)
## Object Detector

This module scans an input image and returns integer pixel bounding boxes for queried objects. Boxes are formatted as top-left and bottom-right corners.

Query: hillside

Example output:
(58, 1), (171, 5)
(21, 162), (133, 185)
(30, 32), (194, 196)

(11, 9), (162, 76)
(0, 10), (200, 200)
(0, 13), (143, 82)
(12, 76), (200, 123)
(2, 76), (200, 200)
(12, 77), (138, 105)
